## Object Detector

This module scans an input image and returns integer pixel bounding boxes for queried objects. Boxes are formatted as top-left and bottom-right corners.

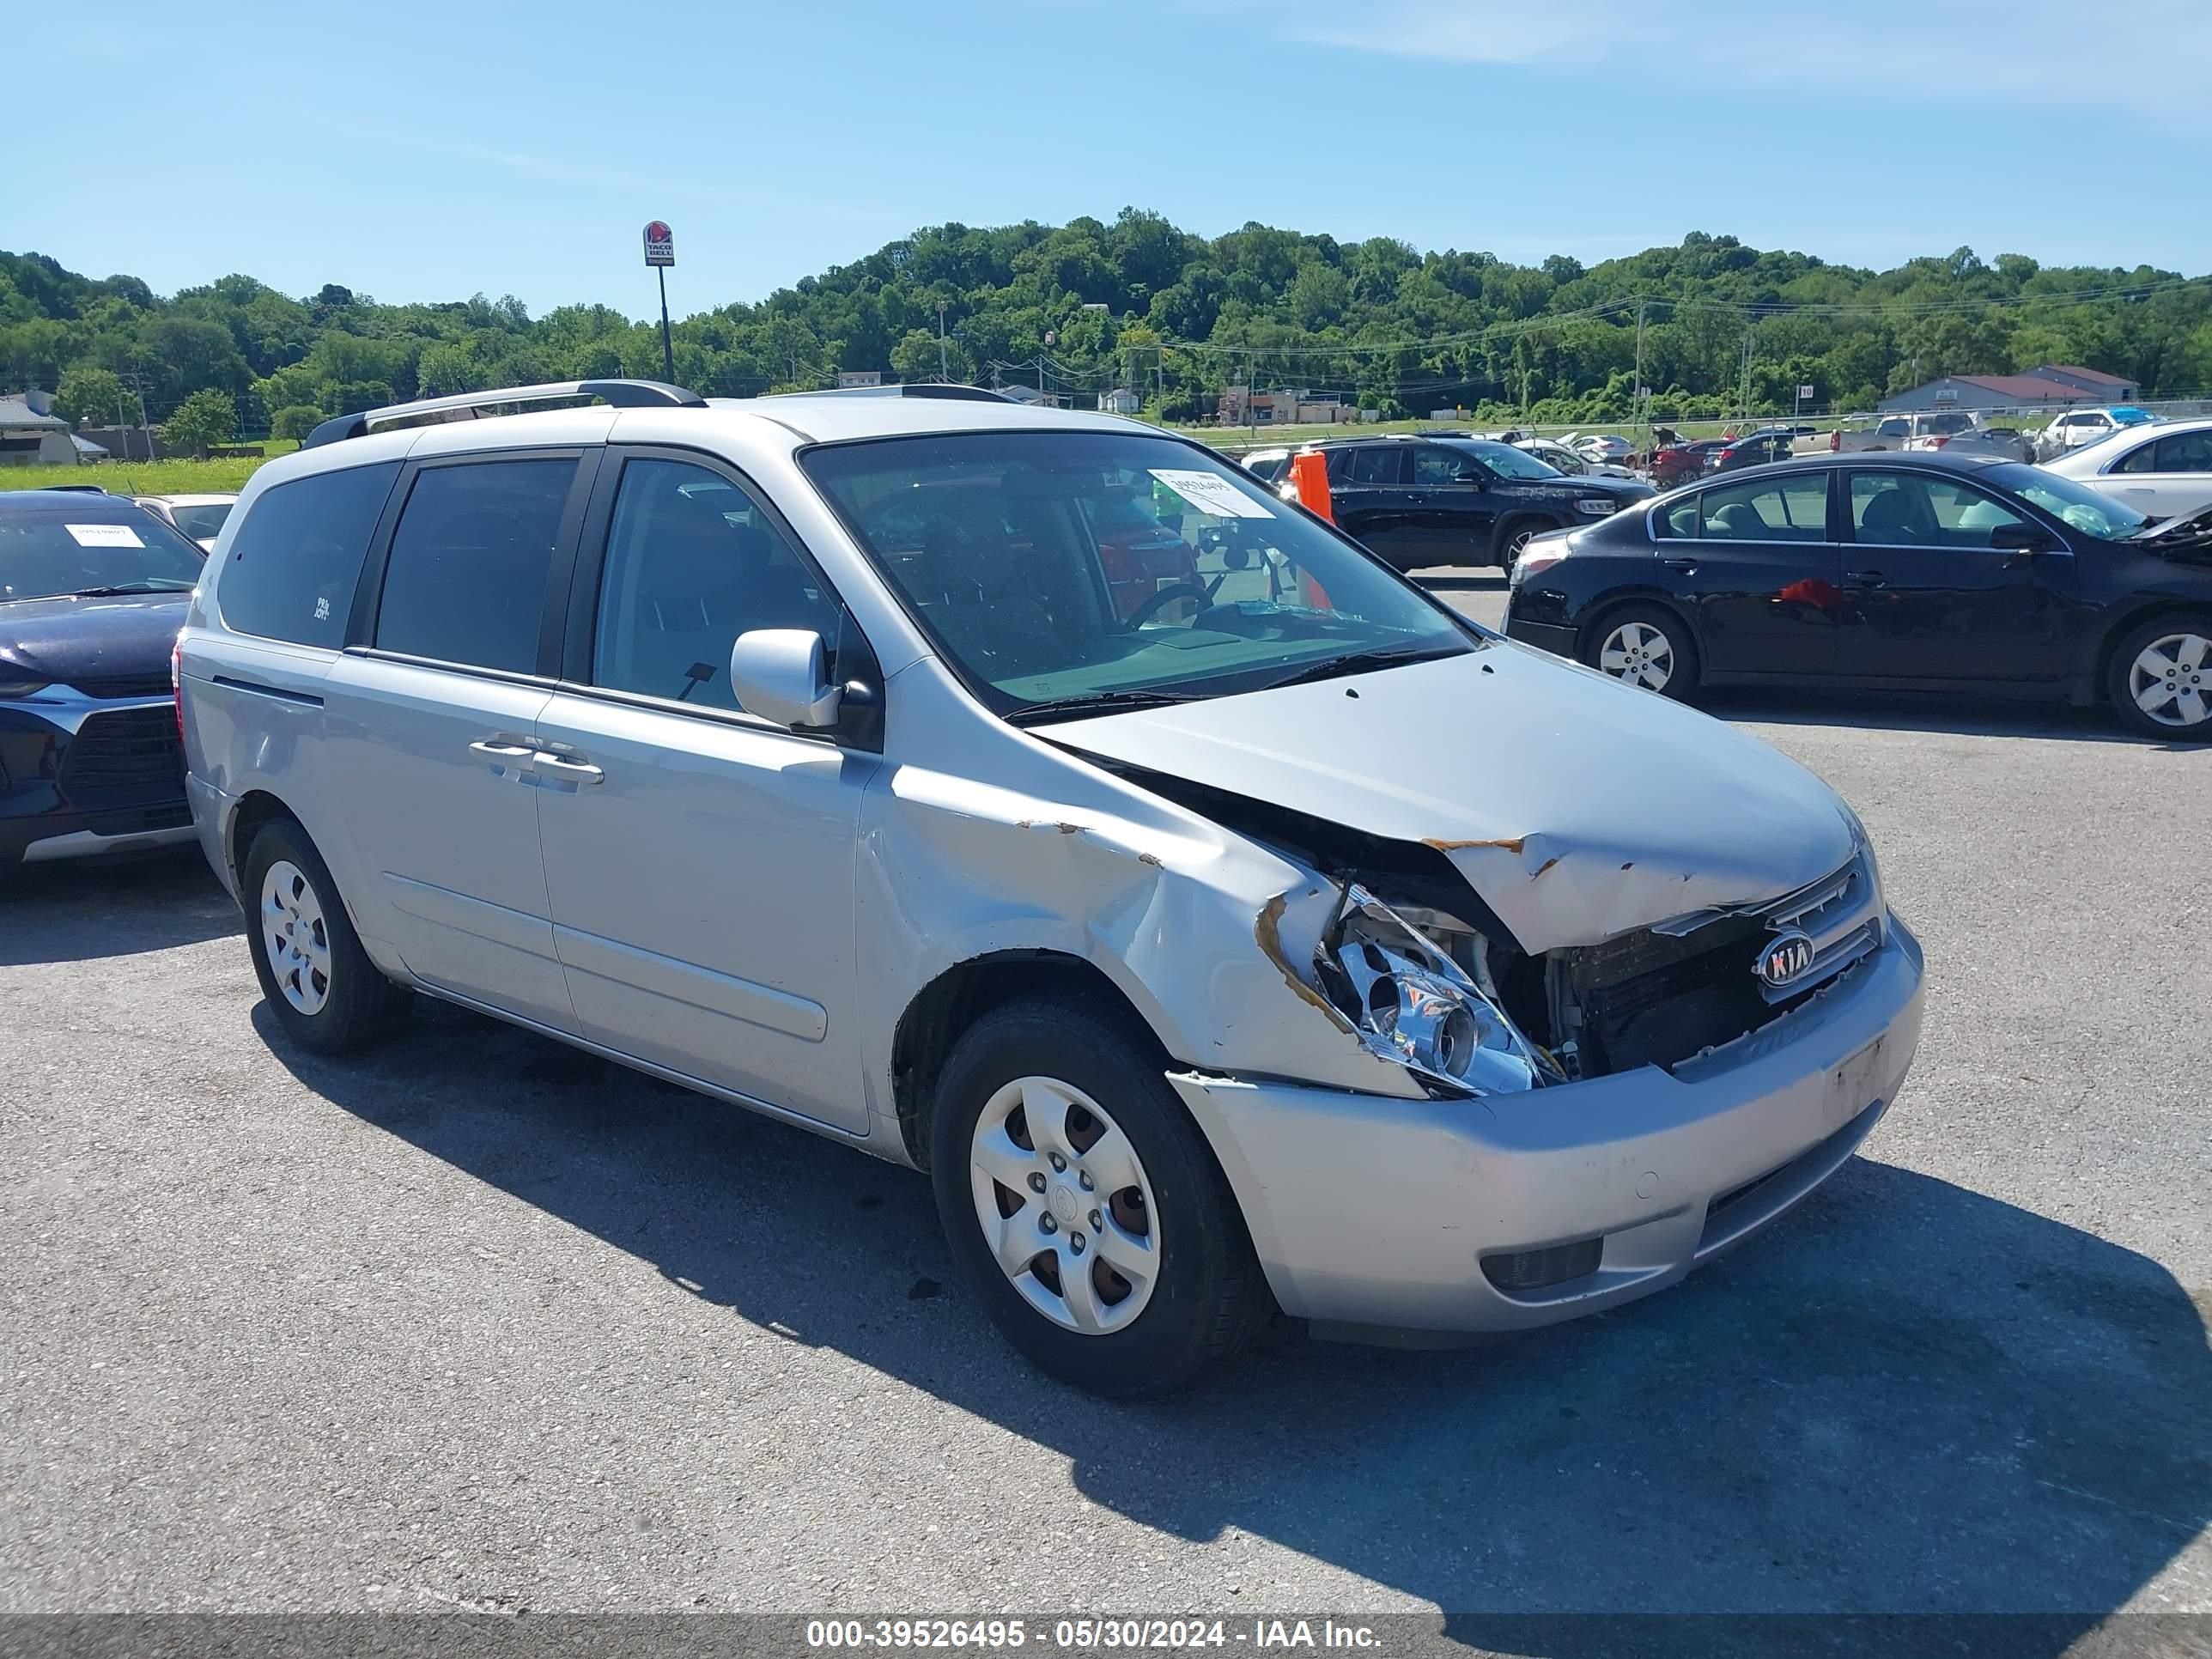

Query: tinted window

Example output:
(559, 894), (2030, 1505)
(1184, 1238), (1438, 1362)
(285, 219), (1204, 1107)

(1695, 475), (1829, 541)
(1347, 448), (1401, 485)
(1413, 446), (1479, 486)
(1850, 471), (2026, 548)
(167, 501), (234, 542)
(592, 459), (841, 709)
(0, 501), (204, 604)
(217, 463), (398, 646)
(2149, 432), (2212, 472)
(374, 459), (574, 672)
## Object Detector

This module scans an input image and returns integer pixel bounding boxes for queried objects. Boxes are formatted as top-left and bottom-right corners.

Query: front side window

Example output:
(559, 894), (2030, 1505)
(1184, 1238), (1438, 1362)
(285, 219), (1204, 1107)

(374, 458), (576, 672)
(592, 458), (842, 708)
(217, 463), (398, 647)
(1692, 474), (1830, 541)
(1849, 471), (2027, 547)
(0, 506), (204, 604)
(802, 430), (1473, 719)
(1412, 446), (1480, 486)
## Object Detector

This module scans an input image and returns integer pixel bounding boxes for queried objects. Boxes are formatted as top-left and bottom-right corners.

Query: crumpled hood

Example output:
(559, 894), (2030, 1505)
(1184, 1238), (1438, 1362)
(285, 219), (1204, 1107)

(1046, 643), (1855, 953)
(0, 592), (189, 689)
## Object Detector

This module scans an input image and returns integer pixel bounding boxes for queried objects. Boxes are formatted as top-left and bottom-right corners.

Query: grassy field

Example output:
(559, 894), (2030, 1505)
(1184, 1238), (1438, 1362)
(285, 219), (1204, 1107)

(0, 444), (295, 495)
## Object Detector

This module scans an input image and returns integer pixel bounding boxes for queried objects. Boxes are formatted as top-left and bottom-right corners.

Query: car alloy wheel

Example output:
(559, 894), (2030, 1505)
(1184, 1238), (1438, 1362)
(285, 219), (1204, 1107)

(260, 859), (332, 1016)
(2127, 631), (2212, 728)
(1598, 619), (1676, 692)
(969, 1074), (1161, 1334)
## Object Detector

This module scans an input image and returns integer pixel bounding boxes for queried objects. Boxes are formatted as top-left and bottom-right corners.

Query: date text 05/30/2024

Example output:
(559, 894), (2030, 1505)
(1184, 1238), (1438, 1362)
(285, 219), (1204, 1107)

(805, 1620), (1383, 1650)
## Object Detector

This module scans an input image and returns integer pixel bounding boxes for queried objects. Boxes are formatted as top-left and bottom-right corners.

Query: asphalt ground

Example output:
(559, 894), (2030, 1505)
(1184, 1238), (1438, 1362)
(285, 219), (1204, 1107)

(2, 570), (2206, 1647)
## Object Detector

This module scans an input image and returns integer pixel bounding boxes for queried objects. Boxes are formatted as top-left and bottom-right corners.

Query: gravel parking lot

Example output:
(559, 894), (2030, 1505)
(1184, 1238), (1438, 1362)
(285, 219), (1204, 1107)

(3, 569), (2207, 1639)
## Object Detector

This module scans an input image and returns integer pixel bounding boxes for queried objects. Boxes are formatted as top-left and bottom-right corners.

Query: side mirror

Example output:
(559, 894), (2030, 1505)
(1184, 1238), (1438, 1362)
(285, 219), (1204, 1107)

(729, 629), (842, 729)
(1990, 523), (2060, 555)
(1221, 541), (1252, 570)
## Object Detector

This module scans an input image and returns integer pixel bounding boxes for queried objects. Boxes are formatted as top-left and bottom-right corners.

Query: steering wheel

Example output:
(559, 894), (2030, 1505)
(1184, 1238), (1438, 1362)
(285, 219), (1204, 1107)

(1125, 581), (1212, 628)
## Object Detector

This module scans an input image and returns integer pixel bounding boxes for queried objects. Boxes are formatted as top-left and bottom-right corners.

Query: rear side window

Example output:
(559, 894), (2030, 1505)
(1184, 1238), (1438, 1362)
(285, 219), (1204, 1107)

(216, 463), (398, 647)
(374, 459), (576, 672)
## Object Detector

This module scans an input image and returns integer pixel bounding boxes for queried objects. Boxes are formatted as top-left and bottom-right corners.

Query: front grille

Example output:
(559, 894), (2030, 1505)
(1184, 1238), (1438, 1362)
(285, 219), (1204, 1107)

(58, 707), (184, 805)
(1483, 1238), (1603, 1294)
(67, 671), (174, 700)
(1569, 850), (1883, 1075)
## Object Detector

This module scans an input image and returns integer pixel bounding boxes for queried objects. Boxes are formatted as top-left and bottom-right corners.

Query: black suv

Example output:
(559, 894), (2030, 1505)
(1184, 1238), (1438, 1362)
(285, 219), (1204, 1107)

(1303, 435), (1654, 571)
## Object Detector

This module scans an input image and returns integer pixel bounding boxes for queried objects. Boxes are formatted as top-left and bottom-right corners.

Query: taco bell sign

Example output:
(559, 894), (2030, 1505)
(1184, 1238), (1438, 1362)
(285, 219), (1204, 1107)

(642, 222), (675, 268)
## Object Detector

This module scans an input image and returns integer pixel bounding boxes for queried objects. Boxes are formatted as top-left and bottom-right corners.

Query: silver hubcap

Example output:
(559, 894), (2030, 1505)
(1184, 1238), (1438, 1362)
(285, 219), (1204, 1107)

(260, 860), (332, 1016)
(1599, 620), (1676, 691)
(2129, 632), (2212, 728)
(969, 1076), (1160, 1334)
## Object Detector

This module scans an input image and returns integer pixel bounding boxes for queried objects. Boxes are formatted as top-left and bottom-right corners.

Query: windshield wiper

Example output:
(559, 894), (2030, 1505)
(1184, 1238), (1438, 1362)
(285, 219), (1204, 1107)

(70, 584), (186, 598)
(1006, 687), (1212, 726)
(1259, 642), (1466, 691)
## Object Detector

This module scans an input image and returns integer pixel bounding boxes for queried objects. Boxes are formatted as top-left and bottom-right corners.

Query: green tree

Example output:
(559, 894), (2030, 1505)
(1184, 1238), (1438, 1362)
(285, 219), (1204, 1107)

(161, 388), (235, 458)
(270, 404), (324, 442)
(54, 366), (132, 428)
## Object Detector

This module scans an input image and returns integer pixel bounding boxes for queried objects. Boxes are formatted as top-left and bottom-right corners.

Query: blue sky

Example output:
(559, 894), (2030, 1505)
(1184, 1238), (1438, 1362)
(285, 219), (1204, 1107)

(15, 0), (2210, 319)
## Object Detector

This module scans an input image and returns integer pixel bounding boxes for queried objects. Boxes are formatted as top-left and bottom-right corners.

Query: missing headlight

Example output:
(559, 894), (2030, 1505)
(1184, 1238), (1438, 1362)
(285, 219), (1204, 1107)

(1316, 884), (1565, 1096)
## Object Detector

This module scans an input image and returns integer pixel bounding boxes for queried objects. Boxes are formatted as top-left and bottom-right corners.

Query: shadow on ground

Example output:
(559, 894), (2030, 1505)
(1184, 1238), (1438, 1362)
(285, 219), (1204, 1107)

(0, 847), (234, 965)
(263, 995), (2212, 1639)
(1702, 688), (2202, 747)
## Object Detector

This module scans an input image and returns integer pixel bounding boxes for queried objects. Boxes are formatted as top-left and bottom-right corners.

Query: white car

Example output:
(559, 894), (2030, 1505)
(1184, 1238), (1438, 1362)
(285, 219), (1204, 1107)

(1567, 433), (1636, 465)
(2041, 416), (2212, 521)
(2033, 408), (2156, 462)
(1513, 436), (1638, 480)
(132, 493), (238, 552)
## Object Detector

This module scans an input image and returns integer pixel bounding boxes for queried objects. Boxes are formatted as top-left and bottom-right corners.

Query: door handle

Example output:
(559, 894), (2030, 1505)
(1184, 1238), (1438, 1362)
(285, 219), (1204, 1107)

(470, 736), (538, 779)
(1848, 569), (1887, 589)
(1661, 558), (1699, 575)
(531, 750), (604, 786)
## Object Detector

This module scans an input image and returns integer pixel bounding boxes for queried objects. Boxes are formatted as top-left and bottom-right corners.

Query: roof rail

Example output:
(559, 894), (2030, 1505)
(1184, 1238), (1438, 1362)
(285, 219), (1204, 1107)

(301, 379), (705, 450)
(763, 383), (1012, 404)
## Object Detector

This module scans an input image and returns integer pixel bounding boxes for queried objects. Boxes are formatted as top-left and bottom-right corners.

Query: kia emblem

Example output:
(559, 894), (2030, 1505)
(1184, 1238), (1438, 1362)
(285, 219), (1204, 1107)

(1759, 929), (1816, 988)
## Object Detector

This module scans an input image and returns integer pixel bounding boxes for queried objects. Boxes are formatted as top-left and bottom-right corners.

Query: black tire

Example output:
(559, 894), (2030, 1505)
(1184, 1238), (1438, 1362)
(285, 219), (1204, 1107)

(1582, 601), (1701, 702)
(240, 817), (408, 1054)
(2105, 610), (2212, 742)
(1493, 514), (1556, 573)
(929, 993), (1273, 1397)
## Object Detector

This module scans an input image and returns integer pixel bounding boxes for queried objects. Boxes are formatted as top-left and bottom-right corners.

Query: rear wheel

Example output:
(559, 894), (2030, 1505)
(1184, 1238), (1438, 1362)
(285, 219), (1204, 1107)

(1584, 603), (1700, 702)
(930, 994), (1271, 1397)
(242, 818), (408, 1054)
(2107, 612), (2212, 741)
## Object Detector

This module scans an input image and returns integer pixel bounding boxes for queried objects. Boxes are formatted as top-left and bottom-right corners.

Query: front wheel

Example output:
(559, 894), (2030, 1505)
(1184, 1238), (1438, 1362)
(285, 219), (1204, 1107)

(1495, 516), (1553, 573)
(930, 994), (1272, 1397)
(2107, 612), (2212, 741)
(1584, 603), (1700, 702)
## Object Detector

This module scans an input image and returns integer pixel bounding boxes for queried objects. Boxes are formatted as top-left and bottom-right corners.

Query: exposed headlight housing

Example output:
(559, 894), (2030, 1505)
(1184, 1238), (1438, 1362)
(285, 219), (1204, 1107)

(1316, 884), (1564, 1096)
(0, 666), (52, 699)
(1575, 497), (1621, 517)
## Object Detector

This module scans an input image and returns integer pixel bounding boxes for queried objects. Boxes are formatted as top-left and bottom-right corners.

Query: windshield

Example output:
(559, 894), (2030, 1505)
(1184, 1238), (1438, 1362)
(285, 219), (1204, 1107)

(1990, 466), (2151, 541)
(0, 507), (204, 601)
(803, 430), (1474, 719)
(1439, 438), (1560, 480)
(1918, 413), (1973, 436)
(167, 501), (234, 542)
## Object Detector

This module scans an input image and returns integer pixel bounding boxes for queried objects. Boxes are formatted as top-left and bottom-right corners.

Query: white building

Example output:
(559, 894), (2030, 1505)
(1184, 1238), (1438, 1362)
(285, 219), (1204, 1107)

(0, 392), (76, 465)
(1097, 387), (1141, 416)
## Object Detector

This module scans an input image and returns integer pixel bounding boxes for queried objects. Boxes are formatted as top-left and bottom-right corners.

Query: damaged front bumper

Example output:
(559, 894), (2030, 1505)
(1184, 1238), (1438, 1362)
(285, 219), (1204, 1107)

(1170, 915), (1923, 1341)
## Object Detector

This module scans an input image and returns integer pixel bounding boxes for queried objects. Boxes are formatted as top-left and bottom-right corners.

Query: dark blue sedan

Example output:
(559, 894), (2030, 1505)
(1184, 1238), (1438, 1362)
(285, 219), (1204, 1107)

(1, 489), (203, 865)
(1503, 452), (2212, 740)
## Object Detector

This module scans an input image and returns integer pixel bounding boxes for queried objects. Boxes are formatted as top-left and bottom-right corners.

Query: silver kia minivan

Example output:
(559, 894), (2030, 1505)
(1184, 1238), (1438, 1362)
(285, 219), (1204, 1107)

(178, 380), (1924, 1395)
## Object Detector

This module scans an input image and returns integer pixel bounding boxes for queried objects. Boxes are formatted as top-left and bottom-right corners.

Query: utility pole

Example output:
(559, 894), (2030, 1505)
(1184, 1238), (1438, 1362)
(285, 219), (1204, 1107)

(1632, 297), (1648, 453)
(937, 300), (950, 381)
(1739, 331), (1755, 427)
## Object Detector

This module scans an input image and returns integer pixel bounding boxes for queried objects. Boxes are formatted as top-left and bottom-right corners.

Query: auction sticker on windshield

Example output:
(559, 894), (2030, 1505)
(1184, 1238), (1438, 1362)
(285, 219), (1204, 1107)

(66, 523), (145, 547)
(1151, 469), (1274, 519)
